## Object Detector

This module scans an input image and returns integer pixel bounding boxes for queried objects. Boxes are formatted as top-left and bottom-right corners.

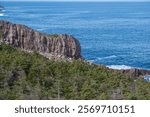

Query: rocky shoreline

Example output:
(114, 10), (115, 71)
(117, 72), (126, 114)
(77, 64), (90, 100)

(0, 20), (150, 79)
(113, 68), (150, 79)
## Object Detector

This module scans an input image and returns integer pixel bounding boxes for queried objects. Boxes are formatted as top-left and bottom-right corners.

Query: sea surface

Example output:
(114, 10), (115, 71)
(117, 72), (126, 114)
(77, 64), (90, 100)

(0, 1), (150, 70)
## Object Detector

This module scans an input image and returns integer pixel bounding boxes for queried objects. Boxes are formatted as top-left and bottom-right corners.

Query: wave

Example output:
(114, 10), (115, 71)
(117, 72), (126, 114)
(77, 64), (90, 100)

(1, 9), (6, 12)
(37, 28), (46, 31)
(87, 60), (95, 63)
(87, 55), (117, 63)
(97, 55), (117, 60)
(107, 65), (133, 70)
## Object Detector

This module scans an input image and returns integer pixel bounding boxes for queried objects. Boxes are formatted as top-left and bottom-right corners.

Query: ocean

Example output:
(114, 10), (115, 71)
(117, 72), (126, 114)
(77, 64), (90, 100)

(0, 1), (150, 70)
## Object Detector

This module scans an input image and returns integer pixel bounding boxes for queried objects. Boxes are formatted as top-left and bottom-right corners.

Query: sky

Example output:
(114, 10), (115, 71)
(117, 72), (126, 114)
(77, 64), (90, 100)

(1, 0), (150, 2)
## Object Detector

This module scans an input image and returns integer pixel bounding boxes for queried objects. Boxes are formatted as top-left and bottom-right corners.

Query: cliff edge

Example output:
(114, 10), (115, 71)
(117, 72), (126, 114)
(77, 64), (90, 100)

(0, 20), (81, 60)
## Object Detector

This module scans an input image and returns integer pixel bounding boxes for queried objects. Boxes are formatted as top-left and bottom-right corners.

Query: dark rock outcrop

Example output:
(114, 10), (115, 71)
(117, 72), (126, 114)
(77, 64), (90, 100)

(109, 68), (150, 79)
(0, 20), (81, 60)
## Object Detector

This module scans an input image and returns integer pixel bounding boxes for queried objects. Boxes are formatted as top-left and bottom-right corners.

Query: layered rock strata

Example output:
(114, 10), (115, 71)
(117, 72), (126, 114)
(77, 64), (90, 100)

(0, 20), (81, 60)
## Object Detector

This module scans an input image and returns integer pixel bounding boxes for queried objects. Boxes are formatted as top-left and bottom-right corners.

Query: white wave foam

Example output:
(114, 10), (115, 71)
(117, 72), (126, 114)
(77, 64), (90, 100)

(97, 55), (117, 60)
(0, 13), (4, 16)
(144, 75), (150, 82)
(37, 28), (45, 31)
(107, 65), (133, 70)
(1, 9), (6, 12)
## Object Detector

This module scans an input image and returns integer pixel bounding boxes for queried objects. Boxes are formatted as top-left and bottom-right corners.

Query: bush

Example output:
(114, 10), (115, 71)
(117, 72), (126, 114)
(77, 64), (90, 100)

(0, 44), (150, 100)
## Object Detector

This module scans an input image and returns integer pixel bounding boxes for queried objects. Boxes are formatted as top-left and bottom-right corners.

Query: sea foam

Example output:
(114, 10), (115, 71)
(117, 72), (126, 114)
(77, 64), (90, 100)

(0, 13), (4, 16)
(97, 55), (117, 60)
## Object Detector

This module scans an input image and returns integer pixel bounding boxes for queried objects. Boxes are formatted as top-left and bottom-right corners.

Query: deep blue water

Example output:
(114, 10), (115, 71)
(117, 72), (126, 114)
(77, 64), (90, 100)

(0, 2), (150, 69)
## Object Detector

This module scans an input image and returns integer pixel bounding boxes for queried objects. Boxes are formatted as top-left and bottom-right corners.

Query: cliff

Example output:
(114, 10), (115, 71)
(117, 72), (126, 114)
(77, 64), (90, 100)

(0, 20), (81, 60)
(96, 64), (150, 79)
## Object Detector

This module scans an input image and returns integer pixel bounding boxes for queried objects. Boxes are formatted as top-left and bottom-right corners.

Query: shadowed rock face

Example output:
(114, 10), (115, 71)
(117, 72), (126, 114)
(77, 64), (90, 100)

(109, 68), (150, 79)
(0, 20), (81, 59)
(121, 69), (150, 79)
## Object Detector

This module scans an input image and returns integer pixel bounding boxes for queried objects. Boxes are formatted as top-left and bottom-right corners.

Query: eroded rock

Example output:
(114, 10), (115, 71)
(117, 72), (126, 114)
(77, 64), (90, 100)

(0, 20), (81, 60)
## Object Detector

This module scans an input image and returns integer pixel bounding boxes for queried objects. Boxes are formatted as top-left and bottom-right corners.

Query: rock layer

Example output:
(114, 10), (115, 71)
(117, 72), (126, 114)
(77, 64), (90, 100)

(0, 20), (81, 59)
(121, 69), (150, 79)
(109, 68), (150, 79)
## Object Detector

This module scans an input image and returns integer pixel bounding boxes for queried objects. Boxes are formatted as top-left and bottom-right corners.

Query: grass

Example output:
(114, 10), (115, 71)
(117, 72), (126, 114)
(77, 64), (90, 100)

(48, 34), (59, 38)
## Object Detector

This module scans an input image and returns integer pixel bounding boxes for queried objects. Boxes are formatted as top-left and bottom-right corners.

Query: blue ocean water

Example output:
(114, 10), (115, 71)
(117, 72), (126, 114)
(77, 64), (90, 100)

(0, 2), (150, 69)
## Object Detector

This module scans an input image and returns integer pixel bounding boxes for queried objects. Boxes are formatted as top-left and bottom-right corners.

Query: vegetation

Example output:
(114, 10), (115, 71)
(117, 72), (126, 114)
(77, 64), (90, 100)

(0, 44), (150, 100)
(0, 32), (3, 38)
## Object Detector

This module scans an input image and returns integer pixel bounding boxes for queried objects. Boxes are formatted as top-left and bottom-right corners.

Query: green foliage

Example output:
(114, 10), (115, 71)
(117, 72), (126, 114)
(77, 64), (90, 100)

(48, 34), (59, 38)
(0, 31), (3, 38)
(0, 44), (150, 100)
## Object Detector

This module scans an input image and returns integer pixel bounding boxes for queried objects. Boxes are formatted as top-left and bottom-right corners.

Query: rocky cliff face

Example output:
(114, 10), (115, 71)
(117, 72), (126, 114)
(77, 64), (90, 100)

(0, 20), (81, 60)
(109, 68), (150, 79)
(121, 69), (150, 79)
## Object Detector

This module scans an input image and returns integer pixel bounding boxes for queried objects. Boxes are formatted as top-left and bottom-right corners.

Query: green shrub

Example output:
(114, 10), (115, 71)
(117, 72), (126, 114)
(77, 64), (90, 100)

(48, 34), (59, 38)
(0, 44), (150, 100)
